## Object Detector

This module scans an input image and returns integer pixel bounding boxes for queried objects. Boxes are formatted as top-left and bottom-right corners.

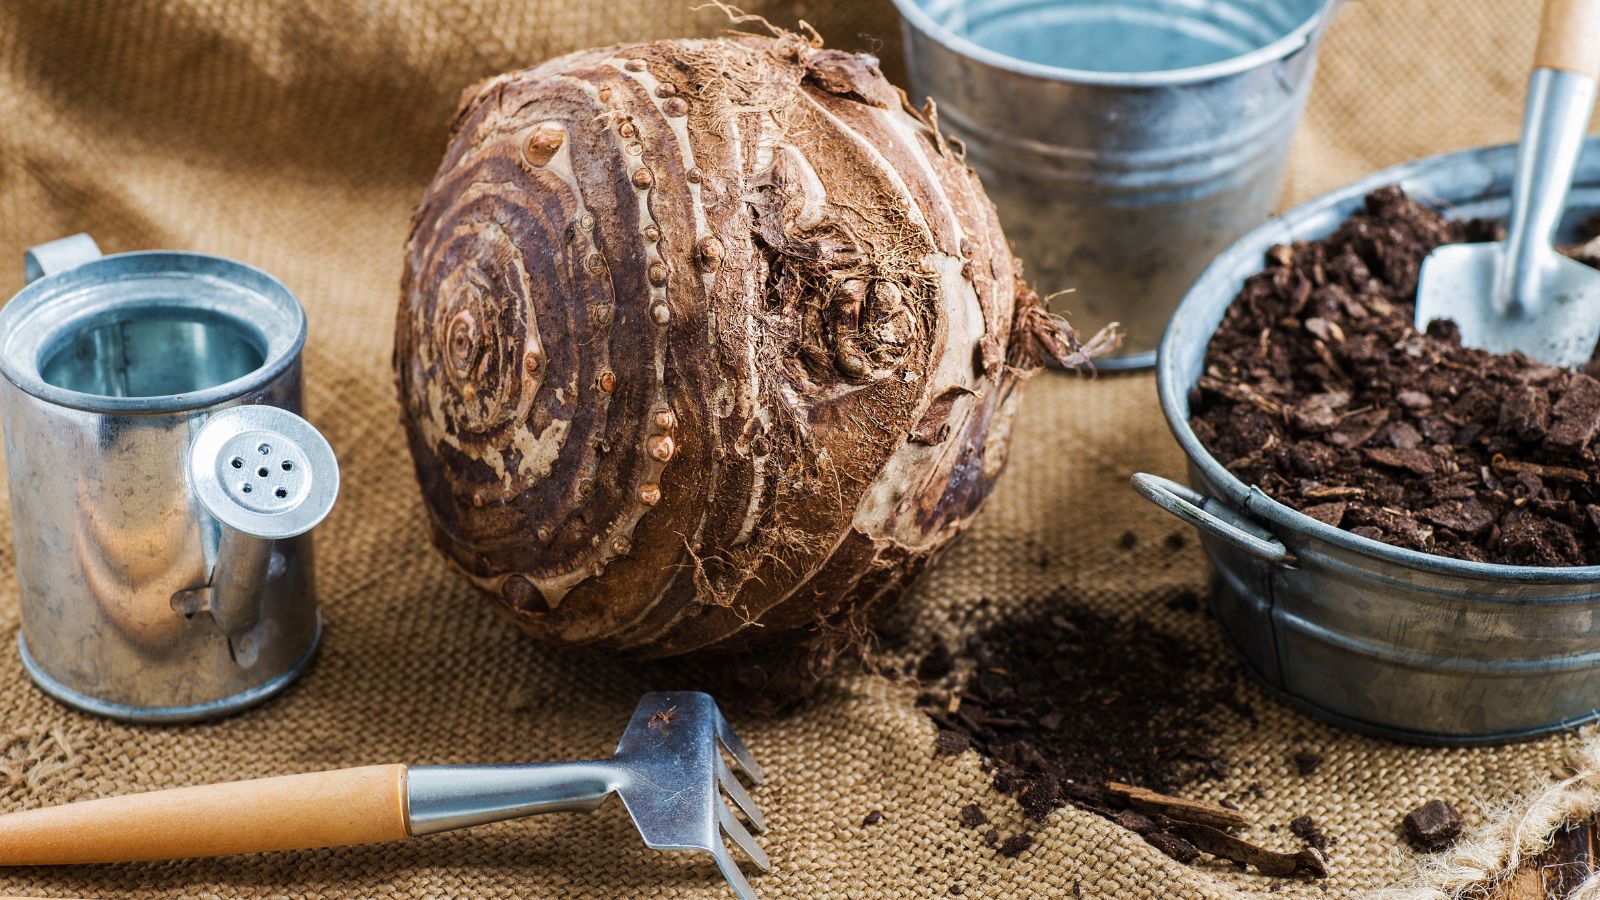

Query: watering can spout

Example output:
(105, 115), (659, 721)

(178, 405), (339, 668)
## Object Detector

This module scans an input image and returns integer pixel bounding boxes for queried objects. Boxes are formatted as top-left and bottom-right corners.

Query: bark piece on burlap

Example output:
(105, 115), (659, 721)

(1404, 801), (1464, 853)
(0, 0), (1595, 898)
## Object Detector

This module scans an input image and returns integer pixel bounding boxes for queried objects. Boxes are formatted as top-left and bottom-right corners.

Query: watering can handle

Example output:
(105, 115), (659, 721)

(1536, 0), (1600, 80)
(1130, 473), (1294, 566)
(22, 234), (101, 284)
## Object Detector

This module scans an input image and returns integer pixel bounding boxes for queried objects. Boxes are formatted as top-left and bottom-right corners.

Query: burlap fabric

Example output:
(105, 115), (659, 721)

(0, 1), (1580, 897)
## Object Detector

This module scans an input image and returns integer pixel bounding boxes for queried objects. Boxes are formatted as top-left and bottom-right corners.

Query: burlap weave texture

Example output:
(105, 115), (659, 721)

(0, 1), (1579, 897)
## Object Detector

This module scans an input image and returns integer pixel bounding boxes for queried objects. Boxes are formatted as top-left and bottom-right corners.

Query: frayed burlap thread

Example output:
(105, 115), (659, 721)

(1379, 731), (1600, 899)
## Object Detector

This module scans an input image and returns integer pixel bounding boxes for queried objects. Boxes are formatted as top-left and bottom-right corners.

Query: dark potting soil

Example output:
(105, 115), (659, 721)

(1293, 750), (1324, 777)
(1290, 815), (1330, 851)
(1190, 186), (1600, 566)
(920, 597), (1254, 861)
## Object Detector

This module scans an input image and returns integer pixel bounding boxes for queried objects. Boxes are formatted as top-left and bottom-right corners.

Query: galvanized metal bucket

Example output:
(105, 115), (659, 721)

(892, 0), (1342, 369)
(0, 235), (339, 722)
(1138, 135), (1600, 745)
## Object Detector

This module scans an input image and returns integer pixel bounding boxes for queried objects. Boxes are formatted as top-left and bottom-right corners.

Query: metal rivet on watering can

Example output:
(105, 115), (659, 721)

(892, 0), (1344, 369)
(0, 233), (335, 723)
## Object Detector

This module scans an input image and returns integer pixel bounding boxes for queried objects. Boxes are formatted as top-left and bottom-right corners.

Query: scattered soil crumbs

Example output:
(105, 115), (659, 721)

(1165, 590), (1203, 614)
(1290, 816), (1329, 851)
(924, 599), (1248, 809)
(935, 730), (969, 756)
(1403, 799), (1463, 852)
(1190, 186), (1600, 566)
(997, 834), (1034, 858)
(1293, 750), (1323, 777)
(919, 598), (1334, 876)
(917, 642), (954, 681)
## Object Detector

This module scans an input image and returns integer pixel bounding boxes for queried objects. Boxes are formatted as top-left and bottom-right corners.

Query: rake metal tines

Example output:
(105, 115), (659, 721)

(611, 692), (770, 898)
(405, 691), (769, 899)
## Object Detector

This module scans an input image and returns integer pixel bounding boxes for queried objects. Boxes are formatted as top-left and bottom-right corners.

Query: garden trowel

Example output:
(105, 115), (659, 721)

(1415, 0), (1600, 367)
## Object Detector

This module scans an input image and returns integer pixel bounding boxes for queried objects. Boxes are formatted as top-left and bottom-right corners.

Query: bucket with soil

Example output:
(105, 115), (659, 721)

(1138, 135), (1600, 744)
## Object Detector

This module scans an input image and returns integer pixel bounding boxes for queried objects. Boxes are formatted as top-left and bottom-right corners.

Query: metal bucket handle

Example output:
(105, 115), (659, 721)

(1131, 473), (1295, 566)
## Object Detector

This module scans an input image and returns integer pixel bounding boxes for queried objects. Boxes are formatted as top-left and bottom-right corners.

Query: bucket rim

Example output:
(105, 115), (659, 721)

(0, 250), (308, 416)
(1157, 135), (1600, 586)
(891, 0), (1343, 88)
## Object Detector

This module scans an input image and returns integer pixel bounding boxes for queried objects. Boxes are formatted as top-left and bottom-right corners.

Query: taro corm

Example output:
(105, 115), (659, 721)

(395, 27), (1113, 709)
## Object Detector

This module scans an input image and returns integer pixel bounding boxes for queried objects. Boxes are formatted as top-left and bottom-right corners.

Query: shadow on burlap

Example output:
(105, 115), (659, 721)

(0, 1), (1585, 896)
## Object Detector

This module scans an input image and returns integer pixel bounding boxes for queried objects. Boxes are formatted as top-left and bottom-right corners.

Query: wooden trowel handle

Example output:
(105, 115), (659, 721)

(1536, 0), (1600, 80)
(0, 764), (409, 865)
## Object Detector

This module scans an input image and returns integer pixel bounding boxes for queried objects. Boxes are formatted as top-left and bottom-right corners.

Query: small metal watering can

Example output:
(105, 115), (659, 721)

(0, 234), (338, 723)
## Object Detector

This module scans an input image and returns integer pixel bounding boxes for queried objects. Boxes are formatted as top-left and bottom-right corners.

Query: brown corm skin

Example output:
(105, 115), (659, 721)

(395, 33), (1091, 681)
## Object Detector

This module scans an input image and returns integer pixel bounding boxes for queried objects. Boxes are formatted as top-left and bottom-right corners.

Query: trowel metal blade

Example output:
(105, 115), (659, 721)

(1415, 242), (1600, 368)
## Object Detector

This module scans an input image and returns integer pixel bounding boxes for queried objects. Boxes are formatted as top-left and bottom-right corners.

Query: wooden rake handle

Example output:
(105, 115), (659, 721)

(1536, 0), (1600, 80)
(0, 765), (409, 865)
